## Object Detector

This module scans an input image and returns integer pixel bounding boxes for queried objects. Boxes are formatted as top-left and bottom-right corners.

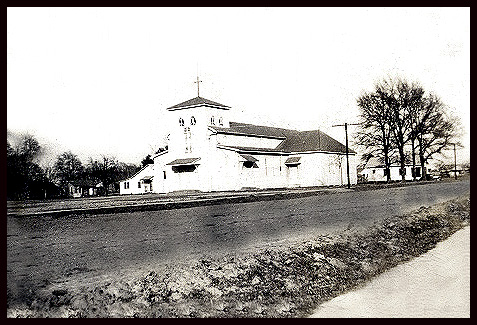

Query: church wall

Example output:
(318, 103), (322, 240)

(216, 134), (284, 150)
(208, 147), (242, 191)
(296, 152), (357, 187)
(207, 150), (358, 191)
(248, 154), (287, 189)
(150, 153), (171, 193)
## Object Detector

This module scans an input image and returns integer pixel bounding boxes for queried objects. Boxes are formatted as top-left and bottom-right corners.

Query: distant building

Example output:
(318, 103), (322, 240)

(440, 164), (465, 178)
(119, 96), (357, 194)
(360, 157), (429, 182)
(67, 180), (102, 198)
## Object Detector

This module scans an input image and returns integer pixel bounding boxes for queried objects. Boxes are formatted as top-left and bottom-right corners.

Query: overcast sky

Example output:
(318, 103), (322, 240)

(7, 7), (470, 166)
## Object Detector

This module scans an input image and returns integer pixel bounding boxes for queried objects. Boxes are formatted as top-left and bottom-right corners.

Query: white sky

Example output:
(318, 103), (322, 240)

(7, 7), (470, 165)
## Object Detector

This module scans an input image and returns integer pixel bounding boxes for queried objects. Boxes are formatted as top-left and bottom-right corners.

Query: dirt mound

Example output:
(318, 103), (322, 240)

(7, 196), (470, 318)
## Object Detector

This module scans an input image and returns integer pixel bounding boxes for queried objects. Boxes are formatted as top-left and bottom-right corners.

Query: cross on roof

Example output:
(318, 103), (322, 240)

(194, 76), (202, 97)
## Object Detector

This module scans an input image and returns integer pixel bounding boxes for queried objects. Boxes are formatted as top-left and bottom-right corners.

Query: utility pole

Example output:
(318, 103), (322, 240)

(454, 143), (457, 180)
(332, 122), (360, 189)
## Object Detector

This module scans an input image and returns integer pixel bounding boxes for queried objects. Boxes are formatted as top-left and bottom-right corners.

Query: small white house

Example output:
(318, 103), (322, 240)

(360, 157), (428, 182)
(67, 180), (102, 198)
(120, 164), (155, 195)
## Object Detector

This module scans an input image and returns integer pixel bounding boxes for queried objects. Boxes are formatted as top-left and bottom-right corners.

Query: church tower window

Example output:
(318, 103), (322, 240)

(210, 116), (215, 125)
(190, 116), (196, 125)
(184, 127), (192, 153)
(218, 117), (223, 126)
(179, 118), (184, 126)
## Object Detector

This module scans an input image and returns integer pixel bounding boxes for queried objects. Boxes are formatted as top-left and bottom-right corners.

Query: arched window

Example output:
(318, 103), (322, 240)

(179, 118), (184, 126)
(218, 117), (223, 126)
(190, 116), (196, 125)
(210, 116), (215, 125)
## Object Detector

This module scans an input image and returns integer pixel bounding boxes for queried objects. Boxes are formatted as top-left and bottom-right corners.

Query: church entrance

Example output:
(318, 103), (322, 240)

(287, 165), (300, 187)
(171, 165), (200, 191)
(240, 160), (259, 189)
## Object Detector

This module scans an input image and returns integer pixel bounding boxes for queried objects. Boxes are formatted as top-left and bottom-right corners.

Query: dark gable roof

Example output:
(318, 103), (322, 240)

(285, 156), (301, 164)
(276, 129), (354, 154)
(167, 97), (230, 110)
(166, 157), (201, 165)
(239, 154), (259, 162)
(213, 122), (355, 154)
(211, 122), (294, 139)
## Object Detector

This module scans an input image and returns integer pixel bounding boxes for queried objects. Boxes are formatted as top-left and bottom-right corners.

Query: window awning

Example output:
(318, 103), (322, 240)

(166, 157), (201, 166)
(285, 156), (301, 165)
(239, 154), (259, 162)
(140, 176), (154, 181)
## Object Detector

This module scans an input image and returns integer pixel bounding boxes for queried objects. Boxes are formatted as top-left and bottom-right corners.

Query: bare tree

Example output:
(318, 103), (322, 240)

(86, 156), (120, 195)
(7, 134), (45, 199)
(356, 91), (394, 182)
(415, 94), (461, 178)
(373, 78), (426, 181)
(141, 154), (154, 167)
(400, 81), (426, 180)
(53, 151), (84, 195)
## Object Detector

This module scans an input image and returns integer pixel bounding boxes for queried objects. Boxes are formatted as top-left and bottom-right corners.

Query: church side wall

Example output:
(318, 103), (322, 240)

(217, 134), (284, 150)
(209, 148), (242, 192)
(247, 155), (287, 189)
(295, 153), (357, 187)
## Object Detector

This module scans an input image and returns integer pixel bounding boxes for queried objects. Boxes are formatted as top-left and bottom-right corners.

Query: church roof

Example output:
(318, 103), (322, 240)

(211, 122), (355, 154)
(276, 129), (353, 154)
(166, 96), (230, 110)
(211, 122), (292, 139)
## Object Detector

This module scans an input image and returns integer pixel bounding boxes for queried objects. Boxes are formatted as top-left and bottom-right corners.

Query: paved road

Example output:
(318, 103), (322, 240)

(7, 180), (470, 305)
(310, 226), (470, 318)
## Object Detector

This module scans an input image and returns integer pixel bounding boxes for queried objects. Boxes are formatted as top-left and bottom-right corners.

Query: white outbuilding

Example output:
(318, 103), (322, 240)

(120, 96), (357, 194)
(360, 157), (429, 182)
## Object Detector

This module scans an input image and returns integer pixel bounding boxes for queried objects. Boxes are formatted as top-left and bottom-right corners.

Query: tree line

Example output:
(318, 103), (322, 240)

(356, 77), (461, 182)
(7, 134), (144, 200)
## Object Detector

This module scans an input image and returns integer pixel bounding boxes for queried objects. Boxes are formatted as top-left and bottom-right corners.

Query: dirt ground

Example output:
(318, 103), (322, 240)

(7, 195), (470, 318)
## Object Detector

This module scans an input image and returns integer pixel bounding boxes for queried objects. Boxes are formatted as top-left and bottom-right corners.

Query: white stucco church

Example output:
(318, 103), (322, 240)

(119, 96), (357, 194)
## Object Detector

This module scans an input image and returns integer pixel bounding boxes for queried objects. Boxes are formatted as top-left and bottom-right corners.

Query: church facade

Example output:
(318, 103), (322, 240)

(119, 96), (357, 194)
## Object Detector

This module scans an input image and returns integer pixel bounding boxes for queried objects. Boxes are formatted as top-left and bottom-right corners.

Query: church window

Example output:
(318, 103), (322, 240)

(138, 181), (141, 188)
(191, 116), (196, 125)
(210, 116), (215, 125)
(218, 117), (223, 126)
(163, 171), (166, 179)
(184, 127), (192, 153)
(124, 181), (129, 189)
(179, 118), (184, 126)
